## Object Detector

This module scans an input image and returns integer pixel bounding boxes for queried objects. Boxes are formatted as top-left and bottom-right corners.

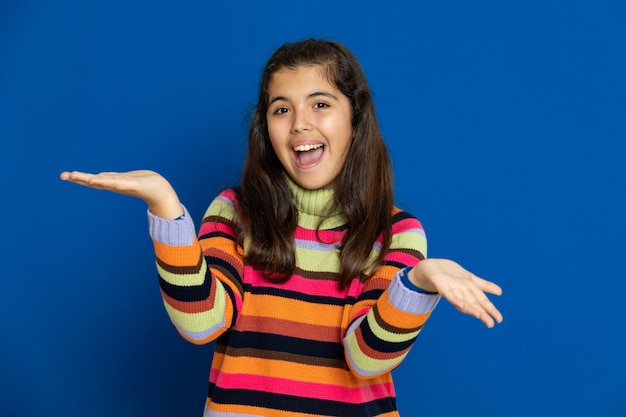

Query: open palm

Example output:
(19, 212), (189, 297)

(60, 170), (183, 219)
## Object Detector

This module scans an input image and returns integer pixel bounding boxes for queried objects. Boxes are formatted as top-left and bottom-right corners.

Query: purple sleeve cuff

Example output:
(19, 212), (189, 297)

(147, 205), (196, 246)
(387, 268), (441, 315)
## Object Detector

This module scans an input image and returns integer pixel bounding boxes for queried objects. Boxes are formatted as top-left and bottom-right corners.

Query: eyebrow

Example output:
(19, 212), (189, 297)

(268, 90), (339, 106)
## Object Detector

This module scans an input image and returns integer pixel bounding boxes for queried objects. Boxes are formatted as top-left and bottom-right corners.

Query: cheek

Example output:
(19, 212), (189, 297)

(266, 126), (292, 164)
(267, 117), (289, 138)
(266, 123), (281, 149)
(321, 113), (352, 138)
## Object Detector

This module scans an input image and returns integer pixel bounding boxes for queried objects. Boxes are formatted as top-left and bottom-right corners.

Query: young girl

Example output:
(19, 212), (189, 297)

(61, 39), (502, 417)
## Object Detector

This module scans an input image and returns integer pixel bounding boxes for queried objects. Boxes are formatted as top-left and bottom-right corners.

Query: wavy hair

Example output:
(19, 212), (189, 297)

(237, 39), (394, 288)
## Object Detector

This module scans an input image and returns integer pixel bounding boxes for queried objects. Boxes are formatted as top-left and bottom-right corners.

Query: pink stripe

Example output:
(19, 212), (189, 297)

(209, 370), (395, 403)
(199, 221), (234, 236)
(218, 189), (238, 201)
(293, 227), (346, 242)
(384, 250), (421, 267)
(391, 216), (424, 234)
(244, 266), (364, 298)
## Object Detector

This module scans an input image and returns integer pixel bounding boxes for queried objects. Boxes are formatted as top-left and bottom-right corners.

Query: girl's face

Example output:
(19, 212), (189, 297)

(266, 65), (353, 190)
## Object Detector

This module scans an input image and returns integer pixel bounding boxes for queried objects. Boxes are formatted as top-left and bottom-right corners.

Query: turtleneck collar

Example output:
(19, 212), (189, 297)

(285, 174), (344, 222)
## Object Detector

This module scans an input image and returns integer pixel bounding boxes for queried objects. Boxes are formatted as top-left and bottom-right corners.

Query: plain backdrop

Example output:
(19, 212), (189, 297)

(1, 1), (625, 416)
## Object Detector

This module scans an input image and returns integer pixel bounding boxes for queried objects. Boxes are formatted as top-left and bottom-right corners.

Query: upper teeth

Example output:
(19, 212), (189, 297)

(293, 144), (323, 152)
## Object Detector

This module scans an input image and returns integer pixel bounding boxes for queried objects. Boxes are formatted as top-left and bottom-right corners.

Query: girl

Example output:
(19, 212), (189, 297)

(61, 39), (502, 417)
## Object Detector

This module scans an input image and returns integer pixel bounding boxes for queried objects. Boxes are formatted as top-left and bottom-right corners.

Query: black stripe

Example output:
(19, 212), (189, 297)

(158, 273), (213, 302)
(380, 259), (408, 269)
(208, 385), (397, 416)
(392, 210), (416, 223)
(198, 230), (237, 241)
(324, 223), (348, 232)
(226, 330), (344, 360)
(356, 288), (385, 302)
(158, 255), (241, 303)
(359, 313), (417, 353)
(205, 255), (241, 285)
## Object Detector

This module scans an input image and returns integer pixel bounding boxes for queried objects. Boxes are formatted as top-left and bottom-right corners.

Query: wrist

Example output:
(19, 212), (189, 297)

(400, 267), (437, 294)
(147, 186), (184, 220)
(408, 261), (438, 294)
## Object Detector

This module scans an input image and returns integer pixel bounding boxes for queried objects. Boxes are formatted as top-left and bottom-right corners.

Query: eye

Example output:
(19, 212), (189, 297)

(273, 106), (290, 115)
(313, 102), (330, 109)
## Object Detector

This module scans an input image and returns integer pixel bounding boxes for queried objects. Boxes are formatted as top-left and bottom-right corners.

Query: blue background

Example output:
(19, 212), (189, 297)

(1, 1), (625, 416)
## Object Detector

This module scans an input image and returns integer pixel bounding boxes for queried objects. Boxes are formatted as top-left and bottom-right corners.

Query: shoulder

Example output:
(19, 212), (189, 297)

(203, 188), (241, 221)
(391, 206), (425, 235)
(389, 206), (427, 256)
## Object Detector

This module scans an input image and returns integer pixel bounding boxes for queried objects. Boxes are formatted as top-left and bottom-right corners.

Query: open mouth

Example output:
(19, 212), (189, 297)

(293, 143), (324, 166)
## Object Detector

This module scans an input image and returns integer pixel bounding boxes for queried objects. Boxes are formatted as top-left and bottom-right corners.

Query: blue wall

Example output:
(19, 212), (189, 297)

(1, 1), (625, 416)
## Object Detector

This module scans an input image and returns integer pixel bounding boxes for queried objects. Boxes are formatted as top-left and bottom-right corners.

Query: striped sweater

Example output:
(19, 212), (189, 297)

(148, 180), (440, 416)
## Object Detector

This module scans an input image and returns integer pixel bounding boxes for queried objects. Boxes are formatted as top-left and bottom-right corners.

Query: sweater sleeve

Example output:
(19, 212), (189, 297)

(343, 210), (440, 378)
(148, 191), (244, 345)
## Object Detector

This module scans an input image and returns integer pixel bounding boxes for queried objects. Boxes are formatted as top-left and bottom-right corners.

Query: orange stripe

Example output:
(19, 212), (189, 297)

(200, 235), (242, 258)
(207, 402), (337, 417)
(374, 264), (401, 280)
(153, 239), (201, 266)
(376, 290), (431, 329)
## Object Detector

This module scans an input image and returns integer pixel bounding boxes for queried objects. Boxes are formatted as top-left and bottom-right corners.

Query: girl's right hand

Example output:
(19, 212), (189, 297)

(408, 258), (503, 328)
(60, 170), (184, 219)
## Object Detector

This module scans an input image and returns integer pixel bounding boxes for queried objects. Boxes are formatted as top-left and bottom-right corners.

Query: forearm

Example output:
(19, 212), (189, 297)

(343, 270), (440, 378)
(149, 207), (233, 344)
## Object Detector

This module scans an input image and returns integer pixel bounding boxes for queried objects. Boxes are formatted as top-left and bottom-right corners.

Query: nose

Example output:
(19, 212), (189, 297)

(291, 109), (312, 133)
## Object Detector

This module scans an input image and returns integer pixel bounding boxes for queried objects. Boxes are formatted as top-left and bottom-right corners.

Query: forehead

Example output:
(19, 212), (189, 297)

(267, 65), (338, 97)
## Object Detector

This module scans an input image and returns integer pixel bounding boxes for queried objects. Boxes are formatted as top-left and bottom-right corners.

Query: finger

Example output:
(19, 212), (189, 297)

(459, 301), (495, 328)
(60, 170), (91, 181)
(444, 287), (501, 328)
(61, 171), (129, 193)
(481, 299), (503, 325)
(478, 311), (496, 328)
(60, 171), (99, 187)
(470, 282), (503, 310)
(457, 298), (496, 328)
(470, 275), (503, 296)
(441, 287), (474, 319)
(469, 286), (504, 325)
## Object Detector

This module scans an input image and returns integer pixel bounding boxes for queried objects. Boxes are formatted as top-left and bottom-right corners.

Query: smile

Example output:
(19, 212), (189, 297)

(293, 143), (325, 166)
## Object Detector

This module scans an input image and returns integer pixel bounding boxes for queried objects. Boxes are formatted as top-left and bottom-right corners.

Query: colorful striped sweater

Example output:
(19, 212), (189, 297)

(148, 180), (441, 416)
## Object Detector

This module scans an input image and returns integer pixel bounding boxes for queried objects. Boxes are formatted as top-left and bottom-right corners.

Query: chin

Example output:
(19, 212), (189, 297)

(293, 177), (333, 190)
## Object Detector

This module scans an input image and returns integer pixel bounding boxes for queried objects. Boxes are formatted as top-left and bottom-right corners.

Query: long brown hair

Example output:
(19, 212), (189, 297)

(237, 38), (394, 288)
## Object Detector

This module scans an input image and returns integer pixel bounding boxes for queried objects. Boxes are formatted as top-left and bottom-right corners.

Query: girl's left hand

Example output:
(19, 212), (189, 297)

(408, 258), (503, 328)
